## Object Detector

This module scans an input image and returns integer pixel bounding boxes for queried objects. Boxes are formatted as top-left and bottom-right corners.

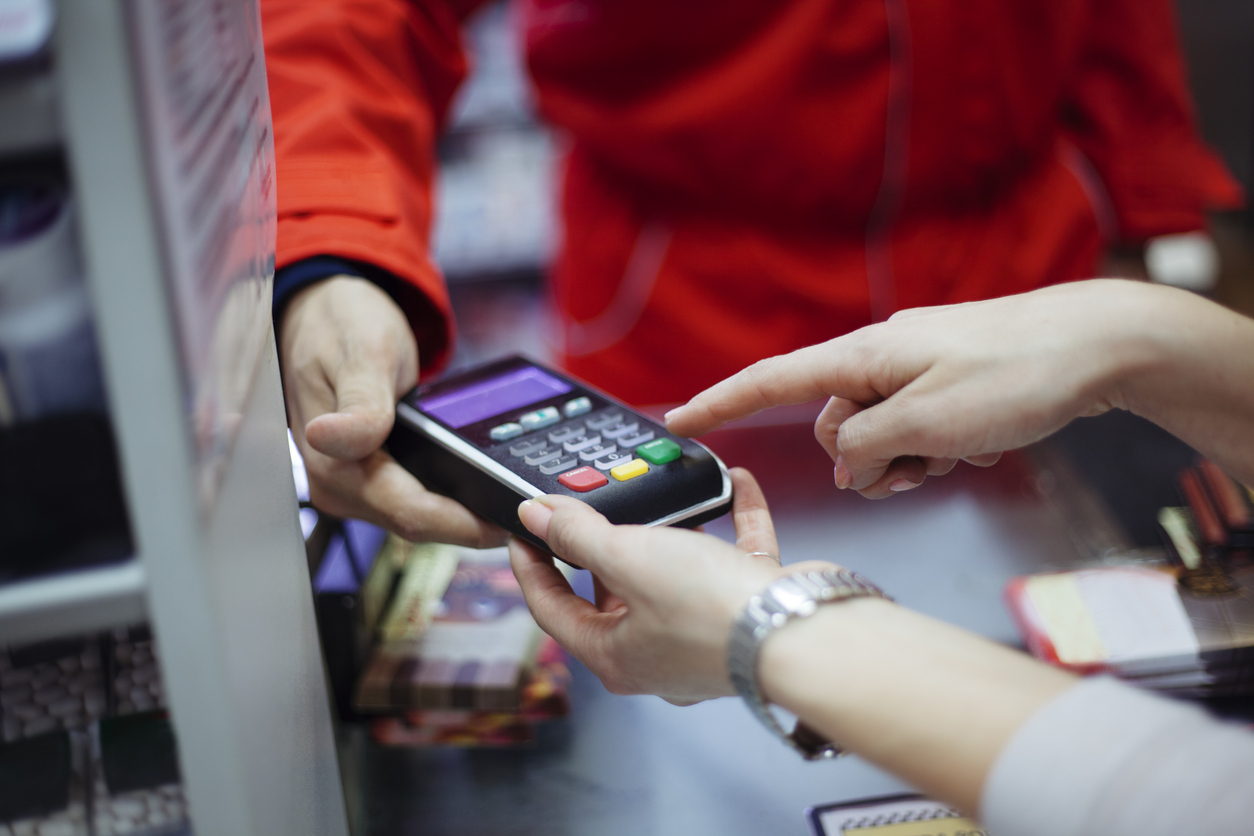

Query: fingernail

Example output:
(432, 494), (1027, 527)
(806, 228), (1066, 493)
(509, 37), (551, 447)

(517, 499), (553, 538)
(889, 478), (921, 492)
(663, 408), (680, 424)
(834, 457), (853, 489)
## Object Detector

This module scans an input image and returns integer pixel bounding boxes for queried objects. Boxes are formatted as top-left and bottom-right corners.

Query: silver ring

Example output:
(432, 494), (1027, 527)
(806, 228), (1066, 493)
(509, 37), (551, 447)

(746, 551), (781, 565)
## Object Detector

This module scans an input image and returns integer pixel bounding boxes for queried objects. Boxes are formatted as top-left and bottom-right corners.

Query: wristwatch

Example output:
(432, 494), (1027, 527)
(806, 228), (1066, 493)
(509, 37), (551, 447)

(727, 566), (891, 760)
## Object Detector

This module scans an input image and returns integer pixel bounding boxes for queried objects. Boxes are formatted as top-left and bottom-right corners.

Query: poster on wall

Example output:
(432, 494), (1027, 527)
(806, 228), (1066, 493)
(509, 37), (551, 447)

(126, 0), (277, 512)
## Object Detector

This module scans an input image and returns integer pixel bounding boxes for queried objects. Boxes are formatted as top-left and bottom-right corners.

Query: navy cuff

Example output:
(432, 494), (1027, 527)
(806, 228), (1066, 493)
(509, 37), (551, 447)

(272, 256), (363, 324)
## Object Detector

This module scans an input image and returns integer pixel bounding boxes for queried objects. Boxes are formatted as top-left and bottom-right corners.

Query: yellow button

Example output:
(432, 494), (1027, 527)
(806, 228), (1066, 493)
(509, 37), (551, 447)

(610, 458), (649, 482)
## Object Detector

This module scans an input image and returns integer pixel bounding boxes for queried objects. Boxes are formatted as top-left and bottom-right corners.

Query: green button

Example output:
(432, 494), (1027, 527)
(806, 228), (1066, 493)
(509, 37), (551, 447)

(636, 437), (681, 465)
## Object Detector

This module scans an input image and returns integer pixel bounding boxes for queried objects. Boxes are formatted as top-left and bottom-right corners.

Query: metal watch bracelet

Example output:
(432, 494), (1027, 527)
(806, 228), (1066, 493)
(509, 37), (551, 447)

(727, 567), (891, 760)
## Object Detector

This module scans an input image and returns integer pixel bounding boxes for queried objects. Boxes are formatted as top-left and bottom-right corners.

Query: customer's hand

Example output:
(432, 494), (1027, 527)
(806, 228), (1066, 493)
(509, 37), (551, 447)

(279, 276), (506, 546)
(510, 468), (813, 704)
(664, 280), (1169, 498)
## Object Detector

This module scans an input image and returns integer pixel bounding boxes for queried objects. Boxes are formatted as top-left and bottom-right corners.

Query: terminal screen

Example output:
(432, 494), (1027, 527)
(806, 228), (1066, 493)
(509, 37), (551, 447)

(418, 367), (572, 428)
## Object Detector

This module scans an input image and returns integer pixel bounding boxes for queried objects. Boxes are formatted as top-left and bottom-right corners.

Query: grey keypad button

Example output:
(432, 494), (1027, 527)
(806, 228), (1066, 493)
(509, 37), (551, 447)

(585, 411), (623, 431)
(489, 422), (524, 442)
(548, 425), (584, 444)
(579, 443), (616, 462)
(563, 397), (592, 418)
(594, 452), (633, 471)
(539, 456), (579, 475)
(520, 407), (560, 432)
(601, 421), (640, 440)
(617, 430), (655, 448)
(563, 434), (603, 453)
(524, 446), (563, 466)
(510, 438), (548, 457)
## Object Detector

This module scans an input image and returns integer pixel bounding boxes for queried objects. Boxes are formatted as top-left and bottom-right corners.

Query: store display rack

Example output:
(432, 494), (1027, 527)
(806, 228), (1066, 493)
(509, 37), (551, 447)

(0, 2), (349, 835)
(0, 562), (146, 647)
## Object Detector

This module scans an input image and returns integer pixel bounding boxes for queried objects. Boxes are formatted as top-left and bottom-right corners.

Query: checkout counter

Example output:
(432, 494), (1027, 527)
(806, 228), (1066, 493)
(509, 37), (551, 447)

(346, 368), (1205, 835)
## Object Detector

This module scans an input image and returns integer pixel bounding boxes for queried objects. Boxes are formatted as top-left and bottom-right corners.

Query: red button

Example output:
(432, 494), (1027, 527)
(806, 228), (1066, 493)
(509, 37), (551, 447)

(558, 466), (608, 492)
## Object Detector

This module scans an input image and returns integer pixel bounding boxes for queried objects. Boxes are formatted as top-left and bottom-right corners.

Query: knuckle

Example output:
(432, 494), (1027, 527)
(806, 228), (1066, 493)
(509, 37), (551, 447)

(833, 416), (869, 458)
(292, 350), (323, 376)
(544, 510), (577, 556)
(306, 484), (348, 518)
(814, 414), (840, 446)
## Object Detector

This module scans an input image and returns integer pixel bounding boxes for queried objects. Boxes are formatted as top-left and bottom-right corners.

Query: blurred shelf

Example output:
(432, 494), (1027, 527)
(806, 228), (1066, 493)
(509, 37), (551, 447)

(0, 71), (59, 159)
(0, 559), (146, 645)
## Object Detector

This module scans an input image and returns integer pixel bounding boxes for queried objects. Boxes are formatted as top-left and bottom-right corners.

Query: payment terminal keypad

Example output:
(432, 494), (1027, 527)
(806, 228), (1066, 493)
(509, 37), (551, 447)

(481, 401), (692, 495)
(523, 446), (563, 466)
(601, 422), (638, 440)
(579, 443), (616, 462)
(539, 456), (579, 475)
(563, 434), (602, 453)
(594, 451), (633, 470)
(548, 425), (583, 444)
(509, 438), (547, 457)
(489, 423), (524, 441)
(617, 429), (655, 448)
(519, 407), (560, 432)
(584, 412), (623, 431)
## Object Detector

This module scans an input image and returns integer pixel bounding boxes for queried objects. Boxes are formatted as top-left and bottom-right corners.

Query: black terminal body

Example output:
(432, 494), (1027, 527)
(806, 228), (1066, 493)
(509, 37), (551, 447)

(387, 356), (733, 554)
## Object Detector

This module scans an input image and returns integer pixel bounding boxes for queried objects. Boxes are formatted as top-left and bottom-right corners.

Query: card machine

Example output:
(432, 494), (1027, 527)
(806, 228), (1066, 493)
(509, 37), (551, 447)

(386, 356), (733, 552)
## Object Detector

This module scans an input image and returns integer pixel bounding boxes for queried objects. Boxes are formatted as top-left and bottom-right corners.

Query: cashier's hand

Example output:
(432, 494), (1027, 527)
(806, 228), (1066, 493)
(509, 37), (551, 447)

(510, 468), (822, 705)
(665, 281), (1146, 498)
(279, 276), (506, 546)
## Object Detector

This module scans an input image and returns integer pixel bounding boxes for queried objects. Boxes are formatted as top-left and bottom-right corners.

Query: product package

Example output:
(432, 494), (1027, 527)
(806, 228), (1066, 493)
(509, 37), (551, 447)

(1166, 459), (1254, 575)
(355, 547), (572, 746)
(807, 794), (985, 836)
(355, 547), (545, 714)
(1007, 459), (1254, 697)
(369, 637), (571, 747)
(1006, 562), (1254, 696)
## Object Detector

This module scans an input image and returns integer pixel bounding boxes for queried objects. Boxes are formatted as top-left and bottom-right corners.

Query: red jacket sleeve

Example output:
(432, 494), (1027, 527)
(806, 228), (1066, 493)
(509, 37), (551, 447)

(1061, 0), (1242, 242)
(261, 0), (477, 375)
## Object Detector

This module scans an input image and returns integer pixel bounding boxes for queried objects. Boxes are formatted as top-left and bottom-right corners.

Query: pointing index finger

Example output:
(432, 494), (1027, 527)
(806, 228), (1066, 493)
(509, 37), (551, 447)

(665, 342), (880, 437)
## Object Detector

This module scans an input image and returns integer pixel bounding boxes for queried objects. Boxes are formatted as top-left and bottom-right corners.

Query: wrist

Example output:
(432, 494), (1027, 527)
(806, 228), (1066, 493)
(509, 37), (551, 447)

(1102, 282), (1215, 420)
(727, 567), (891, 759)
(1047, 280), (1179, 417)
(281, 274), (409, 344)
(283, 270), (384, 315)
(756, 595), (895, 714)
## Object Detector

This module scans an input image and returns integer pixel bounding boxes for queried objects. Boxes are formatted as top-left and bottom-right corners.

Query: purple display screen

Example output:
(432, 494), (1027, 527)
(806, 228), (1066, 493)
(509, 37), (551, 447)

(417, 367), (573, 428)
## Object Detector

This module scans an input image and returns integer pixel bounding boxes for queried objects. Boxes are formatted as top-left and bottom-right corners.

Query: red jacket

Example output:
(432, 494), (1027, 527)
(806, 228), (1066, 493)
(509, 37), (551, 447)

(262, 0), (1240, 405)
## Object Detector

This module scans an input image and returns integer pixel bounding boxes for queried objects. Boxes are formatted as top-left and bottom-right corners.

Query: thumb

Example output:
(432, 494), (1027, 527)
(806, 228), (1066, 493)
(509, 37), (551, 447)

(304, 364), (401, 462)
(834, 393), (933, 491)
(518, 495), (624, 580)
